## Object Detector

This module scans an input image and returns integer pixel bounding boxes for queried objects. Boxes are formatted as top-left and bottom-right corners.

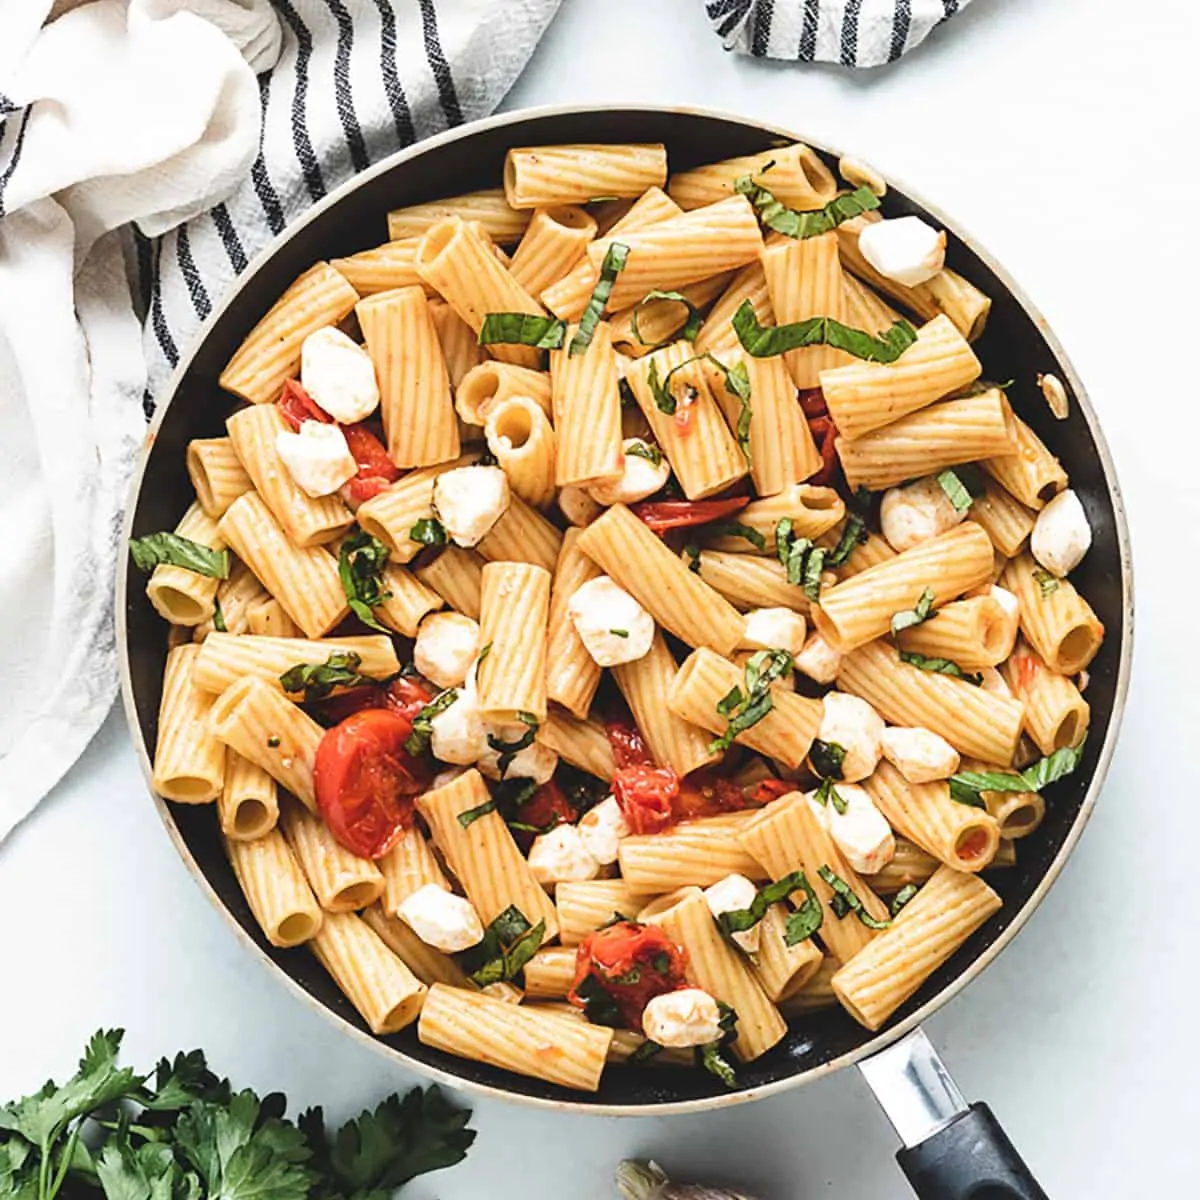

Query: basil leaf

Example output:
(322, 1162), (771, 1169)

(647, 353), (751, 465)
(464, 906), (545, 987)
(479, 313), (566, 350)
(890, 587), (936, 636)
(457, 798), (497, 829)
(783, 873), (823, 944)
(817, 865), (891, 930)
(814, 776), (848, 815)
(827, 513), (869, 567)
(610, 628), (629, 638)
(947, 739), (1086, 808)
(487, 711), (540, 777)
(708, 649), (793, 754)
(129, 532), (230, 579)
(801, 545), (826, 602)
(722, 360), (753, 464)
(1033, 567), (1060, 597)
(410, 517), (448, 548)
(898, 651), (982, 685)
(936, 466), (987, 515)
(716, 870), (809, 938)
(735, 177), (881, 240)
(733, 301), (918, 363)
(947, 779), (989, 809)
(570, 242), (629, 356)
(696, 1004), (739, 1089)
(647, 358), (692, 416)
(571, 972), (624, 1027)
(477, 642), (492, 664)
(279, 652), (377, 702)
(624, 439), (663, 466)
(683, 543), (702, 573)
(890, 883), (920, 916)
(706, 521), (766, 552)
(1020, 740), (1087, 790)
(338, 528), (393, 633)
(626, 1039), (665, 1064)
(631, 289), (703, 347)
(212, 601), (227, 633)
(808, 739), (846, 780)
(404, 688), (459, 756)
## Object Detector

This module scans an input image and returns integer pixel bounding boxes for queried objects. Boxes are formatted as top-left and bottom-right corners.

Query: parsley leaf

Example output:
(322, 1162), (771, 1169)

(478, 313), (566, 350)
(735, 177), (880, 240)
(129, 533), (230, 579)
(571, 242), (629, 355)
(338, 529), (393, 633)
(732, 301), (918, 363)
(708, 649), (793, 754)
(816, 866), (891, 929)
(279, 652), (378, 703)
(891, 587), (936, 636)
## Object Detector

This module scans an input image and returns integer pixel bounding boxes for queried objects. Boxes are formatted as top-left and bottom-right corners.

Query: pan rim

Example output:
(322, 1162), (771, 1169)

(116, 102), (1134, 1117)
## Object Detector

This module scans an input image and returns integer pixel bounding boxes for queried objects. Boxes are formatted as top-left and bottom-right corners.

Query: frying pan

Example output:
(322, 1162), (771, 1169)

(116, 106), (1133, 1198)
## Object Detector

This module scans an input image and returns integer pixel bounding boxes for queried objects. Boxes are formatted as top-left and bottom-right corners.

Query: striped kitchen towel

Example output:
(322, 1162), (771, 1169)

(706, 0), (974, 66)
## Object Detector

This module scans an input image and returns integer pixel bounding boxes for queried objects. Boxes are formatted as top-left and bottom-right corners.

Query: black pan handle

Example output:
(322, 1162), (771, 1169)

(896, 1102), (1049, 1200)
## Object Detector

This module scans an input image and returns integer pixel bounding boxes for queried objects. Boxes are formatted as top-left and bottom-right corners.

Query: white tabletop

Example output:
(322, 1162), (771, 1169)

(3, 0), (1197, 1195)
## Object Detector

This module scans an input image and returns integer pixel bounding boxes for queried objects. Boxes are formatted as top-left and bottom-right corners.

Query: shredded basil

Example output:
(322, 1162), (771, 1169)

(630, 289), (704, 347)
(477, 642), (492, 664)
(716, 871), (809, 939)
(457, 798), (498, 829)
(817, 865), (891, 929)
(948, 740), (1086, 808)
(936, 466), (986, 515)
(783, 873), (824, 945)
(609, 629), (630, 638)
(571, 972), (624, 1027)
(478, 313), (567, 350)
(129, 532), (230, 579)
(487, 711), (540, 777)
(212, 600), (227, 633)
(1033, 567), (1060, 598)
(624, 439), (663, 466)
(708, 649), (793, 754)
(278, 652), (378, 702)
(827, 514), (868, 567)
(898, 651), (983, 684)
(735, 176), (881, 240)
(707, 521), (766, 552)
(890, 587), (936, 636)
(626, 1039), (665, 1064)
(890, 883), (920, 916)
(410, 517), (447, 548)
(733, 301), (917, 363)
(776, 518), (826, 600)
(808, 739), (846, 781)
(570, 242), (629, 356)
(338, 528), (393, 633)
(683, 543), (702, 573)
(697, 1004), (740, 1089)
(404, 688), (459, 756)
(461, 906), (545, 987)
(814, 775), (848, 814)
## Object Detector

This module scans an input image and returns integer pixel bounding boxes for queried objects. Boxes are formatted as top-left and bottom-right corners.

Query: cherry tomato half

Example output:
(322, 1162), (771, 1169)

(605, 717), (654, 769)
(631, 495), (750, 535)
(314, 709), (431, 858)
(309, 676), (433, 730)
(341, 422), (401, 506)
(807, 414), (842, 488)
(279, 379), (333, 429)
(674, 767), (757, 822)
(612, 764), (680, 835)
(569, 922), (688, 1028)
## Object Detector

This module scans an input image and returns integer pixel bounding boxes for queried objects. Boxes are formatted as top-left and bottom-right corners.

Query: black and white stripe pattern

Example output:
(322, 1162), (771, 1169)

(709, 0), (972, 65)
(141, 0), (561, 409)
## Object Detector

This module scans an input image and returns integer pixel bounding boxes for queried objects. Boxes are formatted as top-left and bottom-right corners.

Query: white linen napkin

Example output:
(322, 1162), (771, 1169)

(706, 0), (975, 66)
(0, 0), (561, 845)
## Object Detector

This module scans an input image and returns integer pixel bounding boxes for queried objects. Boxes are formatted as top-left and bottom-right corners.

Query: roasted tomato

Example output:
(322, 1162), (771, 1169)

(313, 709), (431, 858)
(568, 922), (688, 1028)
(747, 777), (795, 807)
(797, 386), (827, 418)
(514, 779), (579, 833)
(383, 676), (434, 726)
(278, 379), (333, 428)
(605, 717), (655, 769)
(807, 414), (842, 488)
(342, 422), (400, 504)
(309, 676), (433, 729)
(674, 767), (758, 821)
(630, 496), (750, 535)
(612, 764), (680, 835)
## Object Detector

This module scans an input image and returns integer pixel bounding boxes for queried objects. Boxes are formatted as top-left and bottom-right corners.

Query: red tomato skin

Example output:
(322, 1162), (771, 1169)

(749, 777), (795, 807)
(568, 922), (688, 1028)
(279, 379), (333, 429)
(797, 386), (827, 418)
(612, 764), (680, 835)
(342, 422), (400, 483)
(384, 677), (434, 726)
(630, 496), (751, 535)
(674, 768), (758, 821)
(605, 718), (655, 769)
(313, 709), (430, 858)
(807, 414), (842, 488)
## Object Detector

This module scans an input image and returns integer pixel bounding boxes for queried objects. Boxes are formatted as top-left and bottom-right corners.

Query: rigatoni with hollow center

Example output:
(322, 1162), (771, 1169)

(537, 709), (615, 781)
(693, 261), (772, 361)
(456, 361), (552, 426)
(896, 593), (1015, 670)
(864, 838), (940, 895)
(608, 272), (733, 357)
(550, 320), (624, 488)
(619, 814), (767, 893)
(485, 394), (557, 509)
(193, 633), (400, 696)
(545, 529), (603, 719)
(280, 796), (385, 912)
(694, 550), (814, 614)
(146, 503), (226, 627)
(1000, 641), (1091, 755)
(667, 143), (837, 212)
(415, 546), (484, 621)
(523, 947), (578, 998)
(751, 904), (824, 1002)
(476, 493), (563, 574)
(245, 596), (302, 639)
(981, 413), (1069, 509)
(970, 476), (1037, 558)
(707, 485), (844, 553)
(153, 644), (226, 803)
(218, 262), (359, 405)
(387, 187), (530, 244)
(217, 751), (278, 841)
(376, 563), (444, 638)
(556, 879), (645, 945)
(186, 437), (253, 518)
(504, 143), (668, 208)
(508, 205), (598, 296)
(956, 759), (1047, 840)
(356, 286), (460, 468)
(330, 238), (428, 296)
(475, 561), (550, 723)
(1000, 554), (1104, 676)
(224, 829), (323, 947)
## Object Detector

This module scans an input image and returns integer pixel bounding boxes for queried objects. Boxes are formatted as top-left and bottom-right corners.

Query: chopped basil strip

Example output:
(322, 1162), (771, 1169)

(827, 513), (869, 567)
(708, 649), (793, 754)
(128, 532), (230, 579)
(683, 543), (702, 573)
(610, 628), (630, 638)
(477, 641), (492, 664)
(722, 360), (753, 464)
(279, 652), (377, 702)
(212, 601), (227, 633)
(570, 242), (629, 356)
(948, 740), (1086, 808)
(716, 870), (809, 939)
(462, 906), (545, 987)
(458, 798), (498, 829)
(776, 519), (825, 600)
(814, 775), (848, 815)
(487, 711), (540, 777)
(647, 357), (697, 416)
(697, 1004), (739, 1089)
(478, 312), (567, 350)
(735, 176), (881, 240)
(890, 883), (920, 916)
(891, 587), (936, 636)
(733, 300), (918, 363)
(783, 873), (824, 945)
(1033, 567), (1060, 598)
(647, 353), (751, 464)
(624, 439), (663, 466)
(817, 865), (891, 929)
(630, 289), (704, 346)
(809, 739), (846, 780)
(898, 651), (982, 684)
(626, 1039), (665, 1064)
(338, 528), (393, 633)
(572, 972), (624, 1027)
(936, 466), (986, 515)
(706, 521), (766, 552)
(410, 517), (448, 548)
(404, 688), (459, 756)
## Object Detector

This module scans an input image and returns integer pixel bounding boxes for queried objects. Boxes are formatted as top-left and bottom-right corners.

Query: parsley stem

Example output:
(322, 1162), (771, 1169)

(45, 1123), (80, 1200)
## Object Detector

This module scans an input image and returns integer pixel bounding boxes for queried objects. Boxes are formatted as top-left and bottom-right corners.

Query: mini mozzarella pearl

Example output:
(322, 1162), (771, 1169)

(577, 795), (629, 866)
(414, 612), (480, 689)
(397, 883), (484, 953)
(299, 326), (380, 423)
(703, 873), (761, 954)
(477, 731), (558, 784)
(880, 477), (965, 553)
(642, 988), (723, 1048)
(741, 608), (807, 657)
(588, 439), (671, 506)
(858, 216), (947, 288)
(1031, 489), (1092, 578)
(567, 576), (656, 667)
(807, 782), (896, 876)
(429, 689), (488, 766)
(814, 692), (883, 783)
(432, 465), (511, 548)
(794, 631), (842, 685)
(527, 824), (601, 887)
(558, 484), (602, 527)
(880, 726), (961, 784)
(275, 421), (358, 498)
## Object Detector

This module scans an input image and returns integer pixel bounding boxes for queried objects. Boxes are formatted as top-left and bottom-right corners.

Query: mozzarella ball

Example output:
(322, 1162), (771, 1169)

(880, 726), (960, 784)
(299, 326), (380, 423)
(703, 873), (761, 954)
(414, 612), (480, 689)
(275, 420), (358, 498)
(397, 883), (484, 953)
(577, 795), (630, 866)
(477, 730), (559, 784)
(527, 824), (601, 887)
(880, 477), (965, 553)
(429, 689), (488, 765)
(558, 484), (602, 528)
(432, 465), (511, 547)
(857, 216), (947, 288)
(794, 631), (843, 685)
(641, 988), (723, 1048)
(813, 692), (884, 782)
(741, 608), (807, 657)
(567, 576), (655, 667)
(1031, 488), (1092, 578)
(588, 438), (671, 506)
(807, 783), (895, 875)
